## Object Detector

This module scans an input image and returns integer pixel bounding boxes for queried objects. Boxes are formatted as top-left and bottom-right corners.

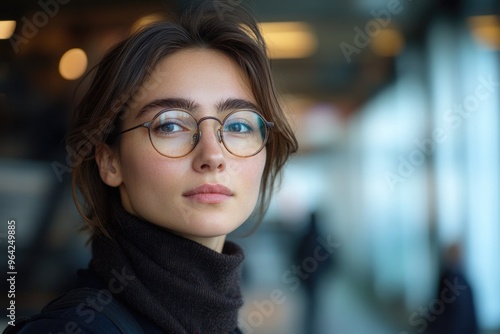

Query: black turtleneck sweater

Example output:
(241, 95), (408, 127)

(89, 204), (244, 334)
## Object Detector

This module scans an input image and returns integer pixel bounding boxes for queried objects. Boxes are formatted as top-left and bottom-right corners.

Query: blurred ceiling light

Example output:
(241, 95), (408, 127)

(468, 15), (500, 50)
(59, 48), (88, 80)
(131, 14), (166, 34)
(371, 28), (405, 57)
(259, 22), (317, 59)
(0, 20), (16, 40)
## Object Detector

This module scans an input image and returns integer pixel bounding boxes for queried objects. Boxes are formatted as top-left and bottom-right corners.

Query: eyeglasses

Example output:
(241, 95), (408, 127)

(117, 109), (274, 158)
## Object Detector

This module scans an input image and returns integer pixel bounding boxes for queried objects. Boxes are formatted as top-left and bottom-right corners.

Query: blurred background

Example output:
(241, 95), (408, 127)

(1, 0), (499, 333)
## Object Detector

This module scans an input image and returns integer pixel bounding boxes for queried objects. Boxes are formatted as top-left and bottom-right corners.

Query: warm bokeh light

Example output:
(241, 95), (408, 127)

(58, 48), (88, 80)
(259, 22), (317, 59)
(131, 14), (167, 34)
(0, 20), (16, 40)
(468, 15), (500, 50)
(371, 28), (405, 57)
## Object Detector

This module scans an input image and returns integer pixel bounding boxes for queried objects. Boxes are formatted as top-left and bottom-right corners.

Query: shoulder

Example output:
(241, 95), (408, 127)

(9, 304), (123, 334)
(7, 269), (154, 334)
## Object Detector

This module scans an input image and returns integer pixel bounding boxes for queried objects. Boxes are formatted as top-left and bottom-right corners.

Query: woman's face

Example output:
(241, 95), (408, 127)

(97, 49), (266, 249)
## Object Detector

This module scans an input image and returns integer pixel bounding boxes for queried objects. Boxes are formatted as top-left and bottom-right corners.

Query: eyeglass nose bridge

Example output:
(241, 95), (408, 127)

(191, 116), (224, 147)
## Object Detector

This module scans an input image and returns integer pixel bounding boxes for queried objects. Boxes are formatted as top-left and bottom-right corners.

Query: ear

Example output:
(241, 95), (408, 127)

(95, 143), (123, 187)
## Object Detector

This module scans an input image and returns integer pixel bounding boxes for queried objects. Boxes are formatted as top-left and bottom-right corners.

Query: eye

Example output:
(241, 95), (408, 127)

(224, 121), (253, 133)
(159, 122), (183, 133)
(153, 120), (190, 135)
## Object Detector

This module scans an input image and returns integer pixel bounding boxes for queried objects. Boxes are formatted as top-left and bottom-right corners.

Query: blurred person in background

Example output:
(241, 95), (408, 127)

(426, 242), (479, 334)
(294, 211), (333, 334)
(3, 1), (297, 333)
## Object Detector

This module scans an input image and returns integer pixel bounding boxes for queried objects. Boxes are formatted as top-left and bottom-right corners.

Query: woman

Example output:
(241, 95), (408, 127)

(10, 1), (297, 333)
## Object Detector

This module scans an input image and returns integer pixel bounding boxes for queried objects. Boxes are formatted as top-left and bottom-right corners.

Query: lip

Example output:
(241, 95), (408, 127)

(183, 184), (233, 204)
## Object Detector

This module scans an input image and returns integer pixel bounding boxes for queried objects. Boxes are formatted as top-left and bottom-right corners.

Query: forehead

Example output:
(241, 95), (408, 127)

(129, 48), (256, 118)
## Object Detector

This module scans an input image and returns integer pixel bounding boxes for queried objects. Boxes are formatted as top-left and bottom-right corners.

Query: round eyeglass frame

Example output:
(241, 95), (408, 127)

(116, 109), (274, 158)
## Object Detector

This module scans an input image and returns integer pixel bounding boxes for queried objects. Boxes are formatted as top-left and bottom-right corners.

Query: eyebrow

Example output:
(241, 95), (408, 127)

(135, 98), (199, 119)
(215, 98), (259, 113)
(135, 97), (259, 119)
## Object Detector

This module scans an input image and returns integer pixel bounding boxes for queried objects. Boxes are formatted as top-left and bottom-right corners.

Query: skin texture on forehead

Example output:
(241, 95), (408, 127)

(96, 48), (266, 252)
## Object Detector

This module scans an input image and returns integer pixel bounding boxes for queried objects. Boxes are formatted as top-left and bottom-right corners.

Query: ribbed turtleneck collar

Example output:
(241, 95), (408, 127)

(89, 204), (244, 334)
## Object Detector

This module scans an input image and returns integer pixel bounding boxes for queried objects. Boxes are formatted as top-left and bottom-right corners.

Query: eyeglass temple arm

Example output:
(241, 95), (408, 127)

(117, 122), (151, 136)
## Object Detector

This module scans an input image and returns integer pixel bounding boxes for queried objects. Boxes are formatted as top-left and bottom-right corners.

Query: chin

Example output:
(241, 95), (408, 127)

(174, 206), (248, 232)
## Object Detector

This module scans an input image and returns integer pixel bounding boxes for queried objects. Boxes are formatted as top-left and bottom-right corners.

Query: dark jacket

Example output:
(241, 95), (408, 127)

(8, 270), (164, 333)
(7, 269), (242, 334)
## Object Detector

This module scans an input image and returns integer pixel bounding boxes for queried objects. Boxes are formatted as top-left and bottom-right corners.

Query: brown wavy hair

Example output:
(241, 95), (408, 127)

(66, 1), (298, 238)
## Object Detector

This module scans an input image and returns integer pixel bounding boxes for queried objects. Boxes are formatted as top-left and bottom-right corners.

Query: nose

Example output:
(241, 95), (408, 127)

(191, 118), (226, 172)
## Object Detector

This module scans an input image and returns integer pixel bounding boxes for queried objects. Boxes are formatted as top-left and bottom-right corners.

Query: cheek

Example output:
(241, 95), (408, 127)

(253, 156), (266, 185)
(118, 153), (190, 224)
(120, 134), (172, 177)
(244, 154), (267, 215)
(123, 154), (180, 188)
(119, 144), (184, 201)
(237, 152), (266, 194)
